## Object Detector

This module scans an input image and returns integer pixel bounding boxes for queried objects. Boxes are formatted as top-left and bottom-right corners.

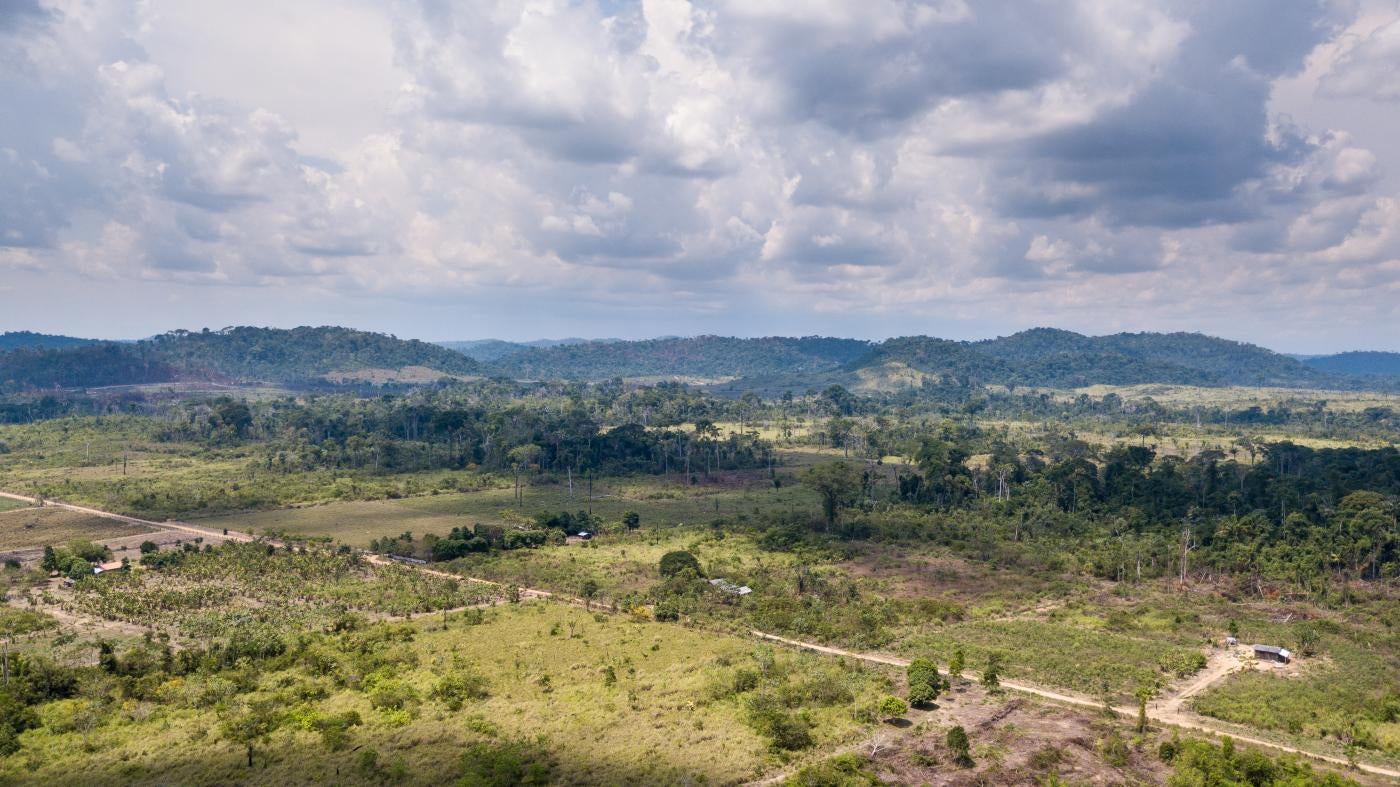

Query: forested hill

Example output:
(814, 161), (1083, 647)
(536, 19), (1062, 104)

(146, 327), (480, 382)
(1303, 351), (1400, 378)
(0, 344), (180, 391)
(487, 336), (873, 380)
(438, 337), (598, 362)
(0, 326), (479, 391)
(967, 329), (1330, 388)
(0, 331), (103, 351)
(483, 329), (1358, 391)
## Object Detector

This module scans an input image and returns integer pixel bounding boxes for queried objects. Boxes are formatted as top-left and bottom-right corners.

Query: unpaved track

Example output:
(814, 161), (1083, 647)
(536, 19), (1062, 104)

(1, 491), (566, 604)
(10, 490), (1396, 780)
(749, 630), (1400, 781)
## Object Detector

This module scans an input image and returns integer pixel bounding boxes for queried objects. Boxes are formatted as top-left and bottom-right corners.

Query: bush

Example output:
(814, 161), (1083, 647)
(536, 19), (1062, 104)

(0, 695), (39, 756)
(502, 530), (550, 550)
(1098, 729), (1130, 768)
(458, 740), (553, 786)
(878, 696), (907, 721)
(946, 725), (973, 767)
(746, 694), (814, 751)
(659, 551), (702, 579)
(432, 670), (490, 711)
(907, 680), (938, 708)
(367, 678), (419, 712)
(784, 753), (882, 786)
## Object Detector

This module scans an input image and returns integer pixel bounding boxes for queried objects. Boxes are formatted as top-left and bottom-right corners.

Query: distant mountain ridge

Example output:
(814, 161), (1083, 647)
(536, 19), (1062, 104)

(1302, 351), (1400, 378)
(0, 331), (104, 351)
(484, 328), (1354, 391)
(3, 325), (1394, 394)
(438, 337), (607, 362)
(0, 326), (479, 391)
(485, 336), (873, 380)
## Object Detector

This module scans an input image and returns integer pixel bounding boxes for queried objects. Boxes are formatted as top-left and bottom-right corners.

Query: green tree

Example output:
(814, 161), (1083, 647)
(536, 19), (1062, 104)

(802, 460), (863, 530)
(659, 550), (702, 579)
(907, 680), (938, 708)
(221, 699), (284, 768)
(981, 651), (1003, 691)
(622, 511), (640, 530)
(878, 695), (908, 721)
(906, 657), (941, 706)
(580, 579), (599, 609)
(946, 725), (973, 767)
(949, 647), (965, 679)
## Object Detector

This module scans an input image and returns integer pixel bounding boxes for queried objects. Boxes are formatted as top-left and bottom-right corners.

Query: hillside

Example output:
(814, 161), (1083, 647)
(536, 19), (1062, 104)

(0, 331), (103, 352)
(1304, 351), (1400, 378)
(147, 327), (480, 383)
(439, 337), (601, 362)
(487, 329), (1349, 391)
(970, 329), (1329, 388)
(0, 343), (180, 392)
(489, 335), (873, 380)
(0, 326), (480, 391)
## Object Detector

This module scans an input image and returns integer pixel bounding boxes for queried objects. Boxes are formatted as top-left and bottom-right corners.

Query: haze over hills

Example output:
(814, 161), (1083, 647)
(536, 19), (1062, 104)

(1301, 351), (1400, 379)
(438, 337), (607, 362)
(3, 325), (1398, 394)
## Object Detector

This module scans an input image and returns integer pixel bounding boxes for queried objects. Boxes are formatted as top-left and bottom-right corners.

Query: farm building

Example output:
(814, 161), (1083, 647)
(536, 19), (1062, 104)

(1251, 644), (1291, 663)
(709, 578), (752, 596)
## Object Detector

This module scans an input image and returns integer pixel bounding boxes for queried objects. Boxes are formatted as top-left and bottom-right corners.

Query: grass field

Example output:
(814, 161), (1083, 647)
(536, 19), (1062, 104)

(0, 507), (152, 552)
(196, 474), (820, 547)
(4, 601), (889, 785)
(1191, 609), (1400, 758)
(450, 530), (805, 601)
(0, 497), (28, 514)
(1069, 384), (1400, 412)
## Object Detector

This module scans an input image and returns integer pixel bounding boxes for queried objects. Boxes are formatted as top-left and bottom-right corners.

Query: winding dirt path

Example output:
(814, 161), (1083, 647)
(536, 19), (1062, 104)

(749, 630), (1400, 781)
(10, 490), (1395, 780)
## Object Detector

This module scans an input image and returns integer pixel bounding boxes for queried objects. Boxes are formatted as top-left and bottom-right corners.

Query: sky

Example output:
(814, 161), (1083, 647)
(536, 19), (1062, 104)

(3, 1), (1400, 352)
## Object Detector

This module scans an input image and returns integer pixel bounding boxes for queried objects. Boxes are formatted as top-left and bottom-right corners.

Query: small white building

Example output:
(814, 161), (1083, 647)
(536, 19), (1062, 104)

(708, 577), (752, 596)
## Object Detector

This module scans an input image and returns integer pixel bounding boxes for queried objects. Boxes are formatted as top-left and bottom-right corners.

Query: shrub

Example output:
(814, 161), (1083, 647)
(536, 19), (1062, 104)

(946, 726), (973, 767)
(785, 753), (882, 786)
(908, 680), (938, 708)
(458, 739), (553, 786)
(367, 678), (419, 712)
(659, 551), (702, 579)
(746, 694), (814, 751)
(432, 670), (490, 711)
(878, 696), (907, 721)
(1098, 729), (1130, 768)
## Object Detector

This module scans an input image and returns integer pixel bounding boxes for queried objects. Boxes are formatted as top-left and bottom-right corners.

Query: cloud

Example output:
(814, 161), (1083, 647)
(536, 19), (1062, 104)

(2, 0), (1400, 348)
(1320, 17), (1400, 102)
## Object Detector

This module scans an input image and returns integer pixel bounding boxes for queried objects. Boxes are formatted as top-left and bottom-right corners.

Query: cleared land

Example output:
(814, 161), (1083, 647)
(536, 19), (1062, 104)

(2, 601), (885, 785)
(0, 507), (153, 553)
(196, 474), (818, 547)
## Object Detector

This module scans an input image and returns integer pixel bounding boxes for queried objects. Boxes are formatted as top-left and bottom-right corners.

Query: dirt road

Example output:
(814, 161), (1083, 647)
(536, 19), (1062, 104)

(10, 490), (1395, 780)
(749, 630), (1400, 781)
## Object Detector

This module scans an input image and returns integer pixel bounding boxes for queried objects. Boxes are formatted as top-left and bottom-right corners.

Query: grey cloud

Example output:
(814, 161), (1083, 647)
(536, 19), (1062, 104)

(717, 1), (1082, 135)
(1320, 17), (1400, 102)
(0, 0), (50, 32)
(994, 2), (1335, 229)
